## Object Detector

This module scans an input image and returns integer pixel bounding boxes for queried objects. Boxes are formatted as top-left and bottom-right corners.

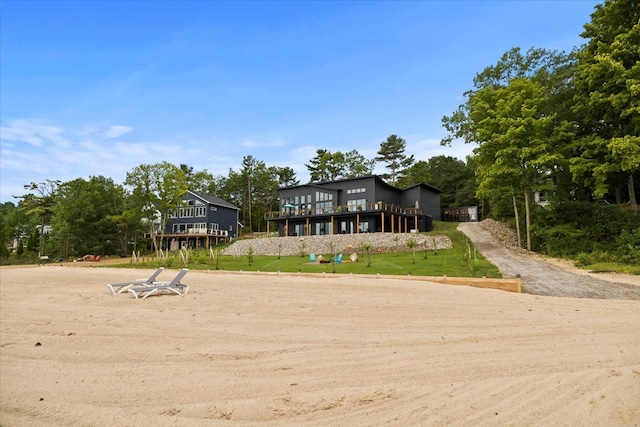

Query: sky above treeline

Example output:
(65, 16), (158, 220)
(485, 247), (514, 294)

(0, 0), (601, 202)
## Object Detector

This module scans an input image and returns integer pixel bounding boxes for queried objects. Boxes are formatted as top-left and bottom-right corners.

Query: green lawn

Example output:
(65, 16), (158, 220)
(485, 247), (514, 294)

(113, 221), (502, 278)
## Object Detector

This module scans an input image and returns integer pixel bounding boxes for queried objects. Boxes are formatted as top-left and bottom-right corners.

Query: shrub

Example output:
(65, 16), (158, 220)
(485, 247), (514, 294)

(534, 202), (638, 259)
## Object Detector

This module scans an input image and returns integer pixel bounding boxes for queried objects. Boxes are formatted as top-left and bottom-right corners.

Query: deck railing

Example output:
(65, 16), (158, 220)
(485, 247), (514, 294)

(264, 202), (424, 219)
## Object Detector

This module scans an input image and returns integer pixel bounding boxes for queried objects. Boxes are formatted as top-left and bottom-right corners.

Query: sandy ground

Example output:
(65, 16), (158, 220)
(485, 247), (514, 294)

(1, 266), (639, 426)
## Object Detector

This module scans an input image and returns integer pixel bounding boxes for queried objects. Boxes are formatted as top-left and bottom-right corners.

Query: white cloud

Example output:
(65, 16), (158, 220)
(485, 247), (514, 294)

(103, 125), (134, 139)
(0, 119), (67, 147)
(0, 120), (149, 201)
(240, 137), (286, 149)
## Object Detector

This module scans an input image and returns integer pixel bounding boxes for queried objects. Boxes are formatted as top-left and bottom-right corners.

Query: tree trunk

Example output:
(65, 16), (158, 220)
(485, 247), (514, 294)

(39, 215), (46, 258)
(247, 177), (252, 231)
(149, 222), (159, 259)
(524, 188), (532, 251)
(511, 185), (522, 248)
(615, 187), (623, 204)
(629, 173), (638, 212)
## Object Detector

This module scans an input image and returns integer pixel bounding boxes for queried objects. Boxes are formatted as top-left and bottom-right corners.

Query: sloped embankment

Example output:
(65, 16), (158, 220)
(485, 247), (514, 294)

(222, 233), (452, 257)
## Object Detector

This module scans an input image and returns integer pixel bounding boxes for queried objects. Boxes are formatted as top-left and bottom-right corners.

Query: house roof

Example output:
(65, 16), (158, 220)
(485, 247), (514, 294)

(279, 175), (385, 191)
(404, 182), (443, 194)
(188, 190), (239, 210)
(278, 175), (442, 194)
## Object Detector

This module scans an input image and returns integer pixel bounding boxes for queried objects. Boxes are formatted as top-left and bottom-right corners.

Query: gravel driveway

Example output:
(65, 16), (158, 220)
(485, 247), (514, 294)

(458, 222), (640, 300)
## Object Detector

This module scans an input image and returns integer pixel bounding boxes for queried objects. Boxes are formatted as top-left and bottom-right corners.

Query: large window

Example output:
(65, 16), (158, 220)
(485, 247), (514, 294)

(347, 199), (366, 211)
(315, 191), (334, 213)
(195, 206), (207, 217)
(281, 194), (311, 215)
(179, 207), (194, 217)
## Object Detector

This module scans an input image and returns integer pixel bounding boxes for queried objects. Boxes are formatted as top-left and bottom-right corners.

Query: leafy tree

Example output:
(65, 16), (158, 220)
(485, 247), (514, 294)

(16, 239), (24, 258)
(427, 156), (476, 207)
(124, 162), (187, 257)
(306, 149), (375, 182)
(274, 166), (299, 187)
(217, 169), (244, 211)
(26, 229), (38, 252)
(396, 160), (432, 189)
(406, 237), (417, 264)
(16, 180), (60, 257)
(110, 191), (145, 257)
(306, 149), (340, 182)
(342, 150), (376, 178)
(442, 48), (574, 250)
(375, 134), (414, 185)
(240, 155), (259, 231)
(49, 176), (125, 258)
(0, 202), (17, 258)
(571, 0), (640, 210)
(180, 164), (217, 194)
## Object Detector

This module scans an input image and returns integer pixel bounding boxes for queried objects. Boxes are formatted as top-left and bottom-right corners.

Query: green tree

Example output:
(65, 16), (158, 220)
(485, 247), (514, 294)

(306, 149), (340, 182)
(342, 149), (376, 178)
(16, 180), (60, 257)
(571, 0), (640, 209)
(0, 202), (17, 258)
(305, 149), (375, 182)
(427, 156), (476, 207)
(375, 134), (414, 185)
(50, 176), (125, 258)
(275, 166), (299, 187)
(124, 162), (187, 257)
(26, 229), (38, 253)
(240, 155), (259, 231)
(406, 237), (417, 264)
(16, 239), (24, 258)
(110, 191), (145, 257)
(442, 48), (574, 250)
(396, 160), (432, 189)
(180, 164), (217, 194)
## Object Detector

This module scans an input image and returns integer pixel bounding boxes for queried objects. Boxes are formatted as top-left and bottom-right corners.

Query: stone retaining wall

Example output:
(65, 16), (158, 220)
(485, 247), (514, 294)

(222, 233), (452, 257)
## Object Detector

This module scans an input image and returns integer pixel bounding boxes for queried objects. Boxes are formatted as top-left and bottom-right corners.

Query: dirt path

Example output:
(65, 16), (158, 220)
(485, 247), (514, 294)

(458, 222), (640, 300)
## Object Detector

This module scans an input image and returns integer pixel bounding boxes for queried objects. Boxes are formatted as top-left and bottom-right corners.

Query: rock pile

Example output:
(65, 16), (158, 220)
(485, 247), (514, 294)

(478, 219), (528, 253)
(222, 233), (452, 257)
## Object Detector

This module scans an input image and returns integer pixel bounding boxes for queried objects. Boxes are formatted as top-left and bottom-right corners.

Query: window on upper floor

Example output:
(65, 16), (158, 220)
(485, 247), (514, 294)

(346, 187), (366, 195)
(347, 199), (366, 211)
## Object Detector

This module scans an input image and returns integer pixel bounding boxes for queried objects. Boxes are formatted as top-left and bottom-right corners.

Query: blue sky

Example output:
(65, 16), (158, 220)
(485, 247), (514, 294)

(1, 0), (600, 202)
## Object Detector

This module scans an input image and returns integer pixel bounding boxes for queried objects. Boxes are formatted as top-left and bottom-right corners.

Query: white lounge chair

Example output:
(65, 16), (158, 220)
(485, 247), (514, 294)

(107, 267), (165, 294)
(128, 268), (189, 299)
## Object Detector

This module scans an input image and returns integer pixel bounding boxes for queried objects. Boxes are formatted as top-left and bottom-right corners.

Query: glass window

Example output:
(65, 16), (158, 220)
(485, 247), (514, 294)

(347, 199), (366, 211)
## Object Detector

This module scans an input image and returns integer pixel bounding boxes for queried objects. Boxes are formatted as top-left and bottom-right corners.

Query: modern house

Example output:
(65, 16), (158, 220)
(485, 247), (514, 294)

(162, 190), (239, 250)
(265, 175), (442, 237)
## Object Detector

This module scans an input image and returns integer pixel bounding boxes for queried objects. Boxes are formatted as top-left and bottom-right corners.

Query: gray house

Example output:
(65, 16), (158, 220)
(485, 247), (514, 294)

(163, 190), (239, 250)
(265, 175), (441, 237)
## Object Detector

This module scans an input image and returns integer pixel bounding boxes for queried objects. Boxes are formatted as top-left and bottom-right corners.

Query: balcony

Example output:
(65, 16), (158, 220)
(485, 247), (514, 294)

(164, 229), (229, 237)
(265, 202), (424, 219)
